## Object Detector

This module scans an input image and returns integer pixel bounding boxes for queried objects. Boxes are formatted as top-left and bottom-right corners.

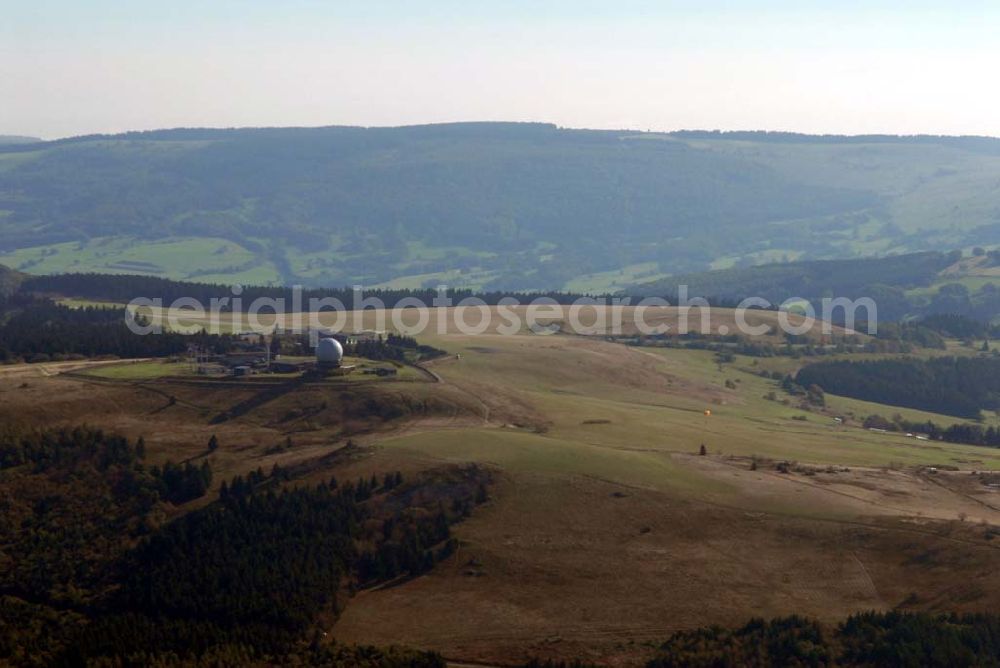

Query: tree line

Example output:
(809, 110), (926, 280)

(0, 292), (237, 363)
(863, 413), (1000, 448)
(21, 271), (614, 308)
(648, 611), (1000, 667)
(796, 356), (1000, 419)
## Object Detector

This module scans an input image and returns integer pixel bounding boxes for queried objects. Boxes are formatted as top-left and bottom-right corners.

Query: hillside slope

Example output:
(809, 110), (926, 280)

(2, 125), (1000, 288)
(632, 250), (1000, 321)
(0, 136), (41, 145)
(634, 251), (955, 299)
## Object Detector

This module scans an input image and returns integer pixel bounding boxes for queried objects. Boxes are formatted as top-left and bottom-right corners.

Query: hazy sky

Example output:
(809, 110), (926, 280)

(3, 1), (999, 139)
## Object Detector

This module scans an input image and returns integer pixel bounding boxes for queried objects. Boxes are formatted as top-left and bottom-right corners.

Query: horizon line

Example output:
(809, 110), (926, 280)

(10, 121), (1000, 144)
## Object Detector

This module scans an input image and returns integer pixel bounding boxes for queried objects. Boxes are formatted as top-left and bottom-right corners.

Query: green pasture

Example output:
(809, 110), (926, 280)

(83, 360), (193, 380)
(429, 334), (1000, 472)
(0, 236), (278, 283)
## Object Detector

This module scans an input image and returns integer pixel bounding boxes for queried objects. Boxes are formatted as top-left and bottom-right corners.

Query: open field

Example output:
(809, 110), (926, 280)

(563, 262), (667, 294)
(136, 303), (865, 342)
(905, 251), (1000, 298)
(0, 358), (151, 379)
(5, 308), (1000, 664)
(328, 329), (1000, 663)
(83, 359), (193, 379)
(0, 236), (283, 284)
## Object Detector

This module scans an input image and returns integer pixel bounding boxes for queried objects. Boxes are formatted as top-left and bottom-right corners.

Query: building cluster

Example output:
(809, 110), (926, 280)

(186, 328), (392, 378)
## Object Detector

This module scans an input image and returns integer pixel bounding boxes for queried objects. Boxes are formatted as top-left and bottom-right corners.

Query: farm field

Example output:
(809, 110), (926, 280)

(0, 236), (283, 284)
(4, 306), (1000, 664)
(563, 262), (667, 294)
(906, 251), (1000, 297)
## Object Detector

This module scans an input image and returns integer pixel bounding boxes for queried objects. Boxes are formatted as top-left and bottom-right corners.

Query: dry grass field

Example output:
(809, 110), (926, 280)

(136, 303), (862, 342)
(4, 307), (1000, 665)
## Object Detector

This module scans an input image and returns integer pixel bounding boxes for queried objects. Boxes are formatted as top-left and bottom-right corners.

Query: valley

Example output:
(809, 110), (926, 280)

(4, 127), (1000, 289)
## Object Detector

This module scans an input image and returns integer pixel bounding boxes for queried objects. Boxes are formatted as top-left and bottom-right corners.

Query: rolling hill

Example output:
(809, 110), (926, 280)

(632, 249), (1000, 321)
(4, 266), (1000, 663)
(0, 135), (40, 145)
(633, 251), (956, 300)
(6, 301), (1000, 664)
(2, 124), (1000, 288)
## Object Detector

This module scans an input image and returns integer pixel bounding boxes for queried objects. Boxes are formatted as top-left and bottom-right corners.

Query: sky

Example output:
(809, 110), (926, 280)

(2, 0), (999, 139)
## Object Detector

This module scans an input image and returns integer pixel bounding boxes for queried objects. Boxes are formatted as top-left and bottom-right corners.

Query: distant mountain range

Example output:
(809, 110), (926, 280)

(0, 135), (41, 145)
(1, 123), (999, 289)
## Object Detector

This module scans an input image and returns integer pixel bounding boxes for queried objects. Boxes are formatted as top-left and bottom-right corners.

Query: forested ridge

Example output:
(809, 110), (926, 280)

(0, 292), (235, 363)
(0, 424), (488, 665)
(637, 251), (956, 300)
(647, 611), (1000, 667)
(8, 123), (1000, 287)
(796, 356), (1000, 419)
(633, 250), (1000, 322)
(17, 251), (1000, 326)
(20, 271), (612, 307)
(0, 124), (873, 279)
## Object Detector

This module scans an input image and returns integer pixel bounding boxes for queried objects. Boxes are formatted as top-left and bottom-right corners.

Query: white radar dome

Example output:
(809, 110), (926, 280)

(316, 337), (344, 364)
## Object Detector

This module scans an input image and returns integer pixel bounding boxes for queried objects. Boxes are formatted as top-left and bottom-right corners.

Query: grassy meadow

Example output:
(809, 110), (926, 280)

(417, 334), (1000, 475)
(0, 236), (282, 284)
